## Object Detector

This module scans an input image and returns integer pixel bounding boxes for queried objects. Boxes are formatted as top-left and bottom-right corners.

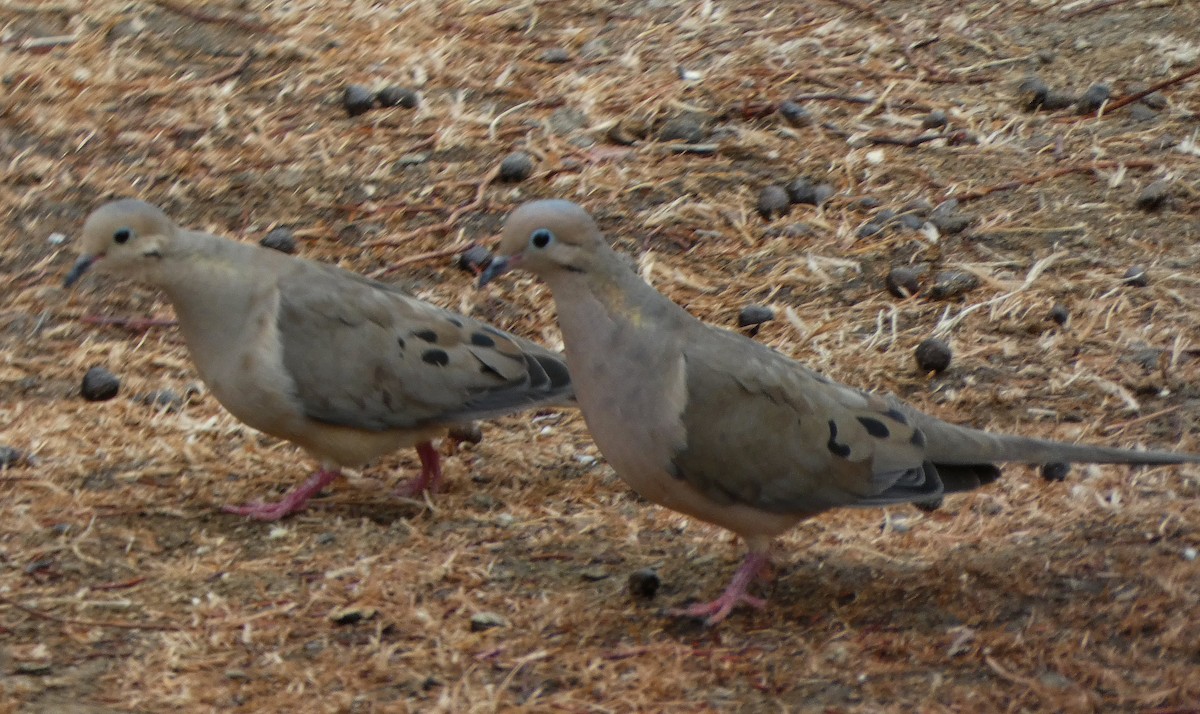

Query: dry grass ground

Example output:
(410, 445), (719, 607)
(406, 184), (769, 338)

(2, 1), (1199, 711)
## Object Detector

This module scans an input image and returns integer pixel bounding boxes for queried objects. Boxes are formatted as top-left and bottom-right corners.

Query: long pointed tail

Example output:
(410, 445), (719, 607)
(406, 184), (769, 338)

(918, 417), (1200, 467)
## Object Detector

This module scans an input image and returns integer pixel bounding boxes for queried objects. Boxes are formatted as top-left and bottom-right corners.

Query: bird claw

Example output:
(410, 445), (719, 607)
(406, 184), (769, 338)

(221, 500), (299, 521)
(668, 592), (767, 626)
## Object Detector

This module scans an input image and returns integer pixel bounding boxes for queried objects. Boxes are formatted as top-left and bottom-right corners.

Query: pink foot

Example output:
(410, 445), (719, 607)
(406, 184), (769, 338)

(394, 442), (443, 497)
(223, 468), (340, 521)
(668, 552), (771, 625)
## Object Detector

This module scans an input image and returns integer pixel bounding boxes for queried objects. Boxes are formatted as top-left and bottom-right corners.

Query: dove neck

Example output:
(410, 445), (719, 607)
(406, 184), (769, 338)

(153, 230), (274, 357)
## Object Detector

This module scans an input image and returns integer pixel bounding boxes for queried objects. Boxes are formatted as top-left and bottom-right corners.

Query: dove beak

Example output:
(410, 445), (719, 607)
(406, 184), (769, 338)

(64, 255), (98, 288)
(478, 254), (518, 288)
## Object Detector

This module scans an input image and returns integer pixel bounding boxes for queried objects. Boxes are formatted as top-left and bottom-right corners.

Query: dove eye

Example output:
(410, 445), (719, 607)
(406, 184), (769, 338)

(530, 228), (554, 249)
(113, 228), (133, 244)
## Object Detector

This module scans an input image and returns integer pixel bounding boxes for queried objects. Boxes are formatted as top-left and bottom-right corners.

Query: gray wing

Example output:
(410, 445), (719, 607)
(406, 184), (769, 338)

(670, 324), (939, 514)
(276, 260), (571, 431)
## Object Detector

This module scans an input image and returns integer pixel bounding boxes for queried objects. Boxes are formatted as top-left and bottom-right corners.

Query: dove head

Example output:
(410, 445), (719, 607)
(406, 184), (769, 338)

(479, 200), (607, 287)
(65, 199), (178, 287)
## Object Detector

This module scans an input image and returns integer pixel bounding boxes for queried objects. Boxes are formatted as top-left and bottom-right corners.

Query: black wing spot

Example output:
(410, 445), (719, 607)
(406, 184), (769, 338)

(910, 429), (927, 448)
(883, 407), (907, 425)
(827, 420), (852, 458)
(413, 329), (438, 343)
(471, 331), (496, 348)
(856, 416), (890, 438)
(446, 317), (463, 327)
(397, 336), (406, 351)
(422, 349), (450, 366)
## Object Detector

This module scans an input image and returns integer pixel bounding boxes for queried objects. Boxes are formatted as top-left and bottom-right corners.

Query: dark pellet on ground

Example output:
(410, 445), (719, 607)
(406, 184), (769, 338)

(1041, 92), (1076, 111)
(1041, 463), (1070, 482)
(497, 151), (535, 182)
(342, 84), (375, 117)
(457, 245), (493, 274)
(1076, 83), (1111, 113)
(885, 266), (922, 298)
(757, 185), (791, 219)
(376, 86), (418, 109)
(922, 110), (948, 129)
(81, 367), (120, 401)
(448, 422), (484, 445)
(539, 48), (571, 63)
(785, 177), (816, 205)
(657, 114), (707, 143)
(929, 270), (979, 300)
(778, 100), (811, 126)
(260, 227), (296, 254)
(628, 568), (661, 599)
(1018, 76), (1049, 110)
(1135, 180), (1170, 211)
(1122, 266), (1149, 287)
(1049, 303), (1069, 326)
(915, 338), (952, 373)
(0, 446), (24, 469)
(737, 304), (774, 327)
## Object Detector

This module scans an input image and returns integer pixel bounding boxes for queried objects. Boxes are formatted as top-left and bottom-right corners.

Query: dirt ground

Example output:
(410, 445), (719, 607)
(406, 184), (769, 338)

(2, 1), (1199, 712)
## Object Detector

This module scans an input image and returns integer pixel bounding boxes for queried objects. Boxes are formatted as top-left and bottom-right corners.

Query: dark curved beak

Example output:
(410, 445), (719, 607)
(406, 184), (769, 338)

(478, 255), (515, 288)
(64, 255), (97, 288)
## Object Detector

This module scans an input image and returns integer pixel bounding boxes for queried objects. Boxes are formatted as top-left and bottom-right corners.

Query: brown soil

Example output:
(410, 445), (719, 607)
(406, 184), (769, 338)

(2, 1), (1199, 712)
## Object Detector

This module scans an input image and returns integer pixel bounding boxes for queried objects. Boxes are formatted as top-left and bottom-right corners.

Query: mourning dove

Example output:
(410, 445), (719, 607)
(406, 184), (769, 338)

(65, 199), (572, 520)
(480, 199), (1200, 625)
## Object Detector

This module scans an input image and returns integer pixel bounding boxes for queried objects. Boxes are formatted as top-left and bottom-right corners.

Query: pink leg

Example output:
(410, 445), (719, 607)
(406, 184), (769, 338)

(394, 442), (443, 497)
(669, 551), (771, 626)
(223, 468), (340, 521)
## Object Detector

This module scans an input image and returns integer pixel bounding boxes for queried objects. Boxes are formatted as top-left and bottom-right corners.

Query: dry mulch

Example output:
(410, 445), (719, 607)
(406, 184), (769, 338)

(2, 1), (1199, 711)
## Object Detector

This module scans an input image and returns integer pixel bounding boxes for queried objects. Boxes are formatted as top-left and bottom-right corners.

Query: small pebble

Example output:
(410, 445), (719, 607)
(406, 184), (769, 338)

(457, 245), (493, 274)
(81, 367), (120, 401)
(1041, 463), (1070, 482)
(539, 47), (571, 64)
(929, 270), (979, 300)
(1041, 91), (1076, 111)
(1134, 180), (1170, 211)
(856, 221), (885, 239)
(930, 200), (972, 234)
(657, 114), (707, 143)
(757, 185), (791, 220)
(342, 84), (375, 117)
(137, 389), (183, 411)
(1017, 76), (1049, 110)
(1129, 104), (1159, 123)
(915, 338), (952, 373)
(376, 86), (419, 109)
(921, 110), (948, 129)
(1049, 303), (1069, 326)
(329, 607), (377, 625)
(497, 151), (535, 182)
(897, 213), (925, 230)
(1121, 266), (1149, 288)
(785, 177), (816, 205)
(580, 567), (609, 581)
(0, 446), (24, 469)
(737, 304), (774, 328)
(855, 196), (883, 210)
(260, 227), (296, 254)
(812, 183), (835, 206)
(627, 568), (661, 599)
(885, 266), (922, 298)
(778, 100), (812, 126)
(316, 532), (336, 545)
(1075, 83), (1110, 114)
(470, 611), (506, 632)
(1184, 547), (1197, 562)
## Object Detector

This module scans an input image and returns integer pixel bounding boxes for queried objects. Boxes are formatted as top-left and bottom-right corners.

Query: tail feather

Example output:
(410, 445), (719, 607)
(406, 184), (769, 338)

(915, 417), (1200, 467)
